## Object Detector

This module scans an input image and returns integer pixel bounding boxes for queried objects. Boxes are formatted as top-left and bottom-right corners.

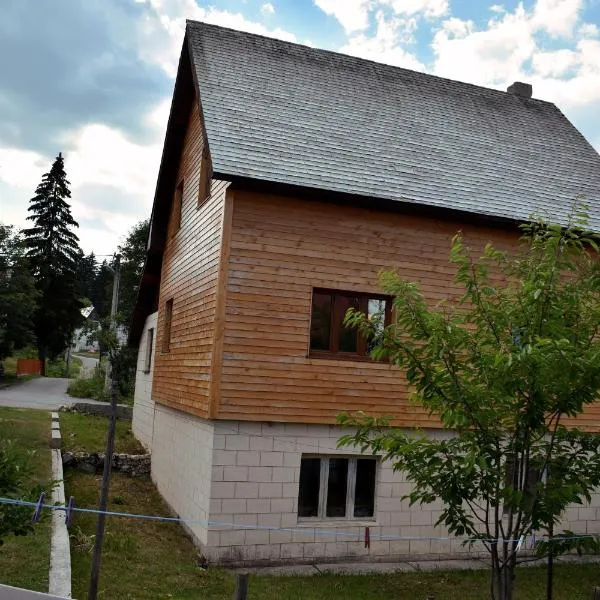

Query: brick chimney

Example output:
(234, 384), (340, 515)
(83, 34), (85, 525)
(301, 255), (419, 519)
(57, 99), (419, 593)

(507, 82), (532, 98)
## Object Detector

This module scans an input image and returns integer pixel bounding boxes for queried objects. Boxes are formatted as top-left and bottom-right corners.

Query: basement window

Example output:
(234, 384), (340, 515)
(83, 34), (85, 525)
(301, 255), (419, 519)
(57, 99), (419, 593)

(309, 289), (391, 359)
(144, 328), (154, 373)
(298, 456), (377, 520)
(162, 300), (173, 353)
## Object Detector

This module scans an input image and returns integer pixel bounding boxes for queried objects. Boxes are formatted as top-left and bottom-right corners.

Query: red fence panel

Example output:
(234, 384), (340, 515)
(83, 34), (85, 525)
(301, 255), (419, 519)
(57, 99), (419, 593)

(16, 358), (42, 376)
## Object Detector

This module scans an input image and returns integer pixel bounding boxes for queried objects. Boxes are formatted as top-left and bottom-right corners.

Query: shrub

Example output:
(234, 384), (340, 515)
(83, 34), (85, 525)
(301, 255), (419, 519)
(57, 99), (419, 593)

(46, 357), (82, 378)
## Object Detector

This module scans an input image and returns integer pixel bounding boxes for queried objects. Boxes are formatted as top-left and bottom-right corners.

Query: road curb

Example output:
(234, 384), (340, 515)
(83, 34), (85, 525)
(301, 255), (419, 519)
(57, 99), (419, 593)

(49, 413), (71, 598)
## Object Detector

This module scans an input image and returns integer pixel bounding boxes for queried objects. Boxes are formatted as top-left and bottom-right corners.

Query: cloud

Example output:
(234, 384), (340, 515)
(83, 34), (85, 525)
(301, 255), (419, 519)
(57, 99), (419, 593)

(314, 0), (373, 34)
(384, 0), (448, 18)
(261, 3), (275, 15)
(532, 0), (583, 37)
(532, 49), (579, 77)
(0, 1), (171, 156)
(314, 0), (447, 34)
(430, 0), (600, 111)
(135, 1), (297, 76)
(432, 6), (537, 86)
(341, 11), (424, 70)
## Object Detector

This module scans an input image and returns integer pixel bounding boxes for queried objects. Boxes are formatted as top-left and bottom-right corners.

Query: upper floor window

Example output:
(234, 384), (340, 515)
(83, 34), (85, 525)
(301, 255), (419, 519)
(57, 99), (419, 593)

(172, 180), (184, 236)
(162, 299), (173, 353)
(198, 149), (212, 208)
(298, 456), (377, 520)
(144, 327), (154, 373)
(309, 289), (391, 359)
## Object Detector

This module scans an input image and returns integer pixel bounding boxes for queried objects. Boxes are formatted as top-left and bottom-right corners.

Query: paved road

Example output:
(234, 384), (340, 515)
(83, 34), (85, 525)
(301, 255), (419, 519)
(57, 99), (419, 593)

(0, 377), (75, 410)
(74, 354), (99, 378)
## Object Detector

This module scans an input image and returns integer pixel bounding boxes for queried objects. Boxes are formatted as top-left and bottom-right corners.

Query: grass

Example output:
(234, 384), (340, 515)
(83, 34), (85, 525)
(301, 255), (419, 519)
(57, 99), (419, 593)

(0, 408), (52, 592)
(60, 412), (145, 455)
(73, 351), (100, 359)
(64, 467), (600, 600)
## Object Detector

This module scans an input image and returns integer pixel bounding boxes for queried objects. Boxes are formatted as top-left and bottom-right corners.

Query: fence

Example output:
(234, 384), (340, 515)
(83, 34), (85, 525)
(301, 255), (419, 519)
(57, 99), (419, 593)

(16, 359), (42, 376)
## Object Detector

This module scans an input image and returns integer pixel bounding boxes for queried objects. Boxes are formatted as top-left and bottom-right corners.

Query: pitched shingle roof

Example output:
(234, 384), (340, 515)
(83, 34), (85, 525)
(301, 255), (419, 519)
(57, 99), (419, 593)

(187, 20), (600, 229)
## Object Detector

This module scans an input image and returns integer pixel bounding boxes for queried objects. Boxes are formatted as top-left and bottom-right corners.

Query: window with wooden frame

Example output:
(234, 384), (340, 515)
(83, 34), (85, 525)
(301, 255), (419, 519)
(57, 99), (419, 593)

(171, 180), (184, 236)
(162, 300), (173, 353)
(144, 328), (154, 373)
(298, 456), (377, 520)
(197, 149), (212, 208)
(309, 289), (392, 359)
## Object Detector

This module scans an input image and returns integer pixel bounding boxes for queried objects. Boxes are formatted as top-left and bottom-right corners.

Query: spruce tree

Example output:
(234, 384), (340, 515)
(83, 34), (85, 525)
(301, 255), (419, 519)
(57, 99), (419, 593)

(22, 152), (83, 372)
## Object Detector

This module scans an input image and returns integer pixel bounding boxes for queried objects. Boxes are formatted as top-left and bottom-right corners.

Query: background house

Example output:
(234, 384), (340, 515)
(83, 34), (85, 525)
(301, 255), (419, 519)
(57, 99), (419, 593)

(129, 21), (600, 565)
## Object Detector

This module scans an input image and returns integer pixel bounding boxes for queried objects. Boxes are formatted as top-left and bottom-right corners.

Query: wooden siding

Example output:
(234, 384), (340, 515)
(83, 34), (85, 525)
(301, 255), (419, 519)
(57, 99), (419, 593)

(152, 101), (230, 418)
(216, 191), (600, 430)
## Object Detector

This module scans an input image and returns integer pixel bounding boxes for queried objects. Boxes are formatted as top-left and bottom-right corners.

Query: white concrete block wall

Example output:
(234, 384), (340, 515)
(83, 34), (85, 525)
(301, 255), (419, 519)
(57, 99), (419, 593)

(151, 404), (215, 545)
(132, 311), (158, 450)
(201, 422), (475, 564)
(148, 410), (600, 565)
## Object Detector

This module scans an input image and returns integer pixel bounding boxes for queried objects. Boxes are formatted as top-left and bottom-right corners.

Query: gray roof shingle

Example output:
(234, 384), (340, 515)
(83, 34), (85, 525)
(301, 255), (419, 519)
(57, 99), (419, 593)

(187, 20), (600, 228)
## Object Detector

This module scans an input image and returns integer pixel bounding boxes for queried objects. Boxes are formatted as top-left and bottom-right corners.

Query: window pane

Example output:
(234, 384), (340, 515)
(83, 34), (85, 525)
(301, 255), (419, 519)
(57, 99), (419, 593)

(337, 296), (359, 353)
(326, 458), (348, 517)
(310, 293), (332, 351)
(354, 459), (377, 518)
(367, 298), (387, 353)
(298, 458), (321, 517)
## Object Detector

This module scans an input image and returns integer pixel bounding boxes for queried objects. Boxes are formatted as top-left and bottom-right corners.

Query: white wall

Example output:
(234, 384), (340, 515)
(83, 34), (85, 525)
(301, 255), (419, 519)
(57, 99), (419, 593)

(149, 412), (600, 565)
(200, 421), (470, 564)
(151, 404), (215, 545)
(132, 311), (158, 450)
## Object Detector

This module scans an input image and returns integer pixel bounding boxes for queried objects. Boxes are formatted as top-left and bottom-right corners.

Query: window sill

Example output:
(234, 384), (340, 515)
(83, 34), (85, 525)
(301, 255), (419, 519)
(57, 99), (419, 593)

(297, 519), (377, 528)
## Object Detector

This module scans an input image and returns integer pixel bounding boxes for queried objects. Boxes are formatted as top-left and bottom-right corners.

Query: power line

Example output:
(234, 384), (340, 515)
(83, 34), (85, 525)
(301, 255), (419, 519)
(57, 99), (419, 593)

(1, 496), (595, 547)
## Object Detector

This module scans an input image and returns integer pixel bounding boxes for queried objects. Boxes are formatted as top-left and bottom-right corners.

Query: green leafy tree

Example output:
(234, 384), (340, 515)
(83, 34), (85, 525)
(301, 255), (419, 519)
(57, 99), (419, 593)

(117, 219), (149, 331)
(22, 153), (84, 371)
(0, 225), (38, 375)
(341, 211), (600, 600)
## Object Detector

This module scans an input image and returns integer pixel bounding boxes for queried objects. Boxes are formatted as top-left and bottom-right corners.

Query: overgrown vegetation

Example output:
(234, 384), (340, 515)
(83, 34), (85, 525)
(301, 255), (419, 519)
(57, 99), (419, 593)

(341, 208), (600, 600)
(67, 361), (133, 405)
(0, 408), (52, 591)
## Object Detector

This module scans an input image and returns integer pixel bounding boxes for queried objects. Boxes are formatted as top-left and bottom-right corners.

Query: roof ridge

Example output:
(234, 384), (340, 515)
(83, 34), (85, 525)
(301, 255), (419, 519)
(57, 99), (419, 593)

(185, 19), (555, 106)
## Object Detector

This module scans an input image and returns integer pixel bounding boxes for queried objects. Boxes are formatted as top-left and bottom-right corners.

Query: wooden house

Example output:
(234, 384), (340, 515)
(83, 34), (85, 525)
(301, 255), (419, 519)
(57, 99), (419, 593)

(130, 21), (600, 565)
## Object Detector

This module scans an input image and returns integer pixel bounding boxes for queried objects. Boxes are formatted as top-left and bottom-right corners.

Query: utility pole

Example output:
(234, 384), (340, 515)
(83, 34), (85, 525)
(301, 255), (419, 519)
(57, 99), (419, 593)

(88, 254), (120, 600)
(104, 254), (121, 392)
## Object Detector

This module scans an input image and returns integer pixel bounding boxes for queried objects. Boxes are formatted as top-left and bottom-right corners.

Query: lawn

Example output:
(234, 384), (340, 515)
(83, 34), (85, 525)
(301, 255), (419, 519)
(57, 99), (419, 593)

(60, 412), (145, 454)
(0, 408), (52, 592)
(64, 466), (600, 600)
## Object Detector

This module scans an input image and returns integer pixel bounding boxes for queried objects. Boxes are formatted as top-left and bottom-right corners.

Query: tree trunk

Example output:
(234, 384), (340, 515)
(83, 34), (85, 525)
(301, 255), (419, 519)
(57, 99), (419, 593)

(38, 346), (46, 377)
(491, 547), (516, 600)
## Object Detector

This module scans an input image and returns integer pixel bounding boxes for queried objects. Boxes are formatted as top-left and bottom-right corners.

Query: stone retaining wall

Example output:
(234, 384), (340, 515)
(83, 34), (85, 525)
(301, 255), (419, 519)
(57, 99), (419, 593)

(62, 451), (150, 477)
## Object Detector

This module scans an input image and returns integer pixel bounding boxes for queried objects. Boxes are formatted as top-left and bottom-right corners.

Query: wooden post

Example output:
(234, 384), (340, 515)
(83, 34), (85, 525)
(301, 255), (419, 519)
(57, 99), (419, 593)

(591, 587), (600, 600)
(233, 573), (249, 600)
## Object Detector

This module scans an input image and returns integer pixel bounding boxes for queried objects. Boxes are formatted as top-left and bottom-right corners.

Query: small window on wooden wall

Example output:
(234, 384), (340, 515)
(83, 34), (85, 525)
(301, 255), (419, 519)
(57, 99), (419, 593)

(172, 180), (183, 236)
(298, 456), (377, 520)
(309, 289), (391, 359)
(198, 149), (212, 208)
(144, 328), (154, 373)
(162, 300), (173, 353)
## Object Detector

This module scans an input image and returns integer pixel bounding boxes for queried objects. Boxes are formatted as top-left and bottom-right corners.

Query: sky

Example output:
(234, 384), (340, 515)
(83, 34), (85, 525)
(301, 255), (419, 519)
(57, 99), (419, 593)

(1, 0), (599, 255)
